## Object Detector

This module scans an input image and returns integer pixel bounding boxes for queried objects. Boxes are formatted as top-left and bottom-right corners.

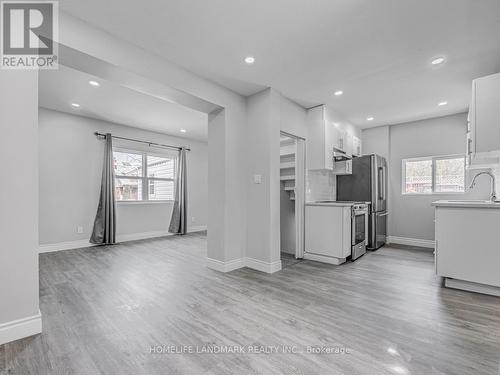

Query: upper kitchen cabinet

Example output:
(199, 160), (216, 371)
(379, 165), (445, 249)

(306, 105), (360, 171)
(330, 126), (346, 152)
(344, 132), (353, 157)
(352, 136), (362, 157)
(467, 72), (500, 167)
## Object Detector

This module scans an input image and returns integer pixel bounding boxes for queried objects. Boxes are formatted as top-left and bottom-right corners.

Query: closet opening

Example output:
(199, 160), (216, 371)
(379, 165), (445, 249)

(279, 131), (305, 269)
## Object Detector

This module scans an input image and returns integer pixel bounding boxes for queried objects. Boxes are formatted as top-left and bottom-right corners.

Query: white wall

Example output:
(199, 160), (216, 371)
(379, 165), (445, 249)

(245, 89), (280, 264)
(39, 108), (208, 246)
(0, 71), (41, 344)
(361, 125), (390, 162)
(245, 88), (307, 266)
(363, 113), (491, 242)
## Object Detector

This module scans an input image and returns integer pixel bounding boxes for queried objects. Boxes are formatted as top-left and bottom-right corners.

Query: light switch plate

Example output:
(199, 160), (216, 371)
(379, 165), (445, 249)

(253, 174), (262, 184)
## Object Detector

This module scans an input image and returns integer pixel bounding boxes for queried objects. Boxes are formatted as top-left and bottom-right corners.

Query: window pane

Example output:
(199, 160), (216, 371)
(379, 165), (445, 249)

(148, 179), (174, 201)
(115, 178), (143, 201)
(114, 151), (143, 177)
(405, 159), (432, 194)
(147, 155), (176, 179)
(435, 158), (465, 192)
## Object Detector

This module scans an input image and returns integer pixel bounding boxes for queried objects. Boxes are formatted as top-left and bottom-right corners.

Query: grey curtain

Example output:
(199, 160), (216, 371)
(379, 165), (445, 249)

(169, 148), (187, 234)
(90, 133), (117, 244)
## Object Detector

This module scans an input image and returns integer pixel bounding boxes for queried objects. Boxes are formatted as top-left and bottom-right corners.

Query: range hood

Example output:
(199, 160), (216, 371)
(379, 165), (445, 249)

(332, 147), (351, 162)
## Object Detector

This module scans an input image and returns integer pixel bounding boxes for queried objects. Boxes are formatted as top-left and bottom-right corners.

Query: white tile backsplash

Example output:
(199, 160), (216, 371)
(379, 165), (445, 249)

(306, 170), (336, 202)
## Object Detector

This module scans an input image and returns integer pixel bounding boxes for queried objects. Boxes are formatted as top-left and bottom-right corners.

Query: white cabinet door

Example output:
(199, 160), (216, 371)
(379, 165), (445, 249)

(344, 133), (353, 157)
(306, 107), (327, 170)
(306, 105), (360, 170)
(435, 207), (500, 288)
(474, 73), (500, 153)
(329, 125), (342, 151)
(353, 136), (362, 156)
(305, 205), (351, 259)
(324, 121), (335, 170)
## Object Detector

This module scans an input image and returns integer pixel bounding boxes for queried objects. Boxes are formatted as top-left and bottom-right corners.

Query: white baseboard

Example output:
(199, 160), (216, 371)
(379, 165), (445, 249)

(206, 257), (245, 272)
(117, 230), (171, 243)
(0, 311), (42, 345)
(387, 236), (435, 249)
(188, 225), (207, 233)
(206, 257), (282, 274)
(39, 226), (208, 254)
(245, 257), (282, 273)
(39, 239), (95, 253)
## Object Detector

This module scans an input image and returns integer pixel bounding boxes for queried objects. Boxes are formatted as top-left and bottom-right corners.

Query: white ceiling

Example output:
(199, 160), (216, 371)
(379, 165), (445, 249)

(59, 0), (500, 128)
(39, 66), (208, 141)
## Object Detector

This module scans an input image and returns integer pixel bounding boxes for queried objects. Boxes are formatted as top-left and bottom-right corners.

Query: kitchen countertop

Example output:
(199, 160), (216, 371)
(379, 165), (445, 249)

(306, 201), (369, 207)
(432, 200), (500, 208)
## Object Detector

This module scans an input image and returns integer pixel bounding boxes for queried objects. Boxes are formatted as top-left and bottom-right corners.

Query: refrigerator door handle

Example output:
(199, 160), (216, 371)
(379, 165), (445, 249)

(378, 167), (384, 200)
(378, 212), (389, 217)
(382, 166), (386, 201)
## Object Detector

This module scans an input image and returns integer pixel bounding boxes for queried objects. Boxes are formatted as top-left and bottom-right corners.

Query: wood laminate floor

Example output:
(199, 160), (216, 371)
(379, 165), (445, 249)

(1, 232), (500, 375)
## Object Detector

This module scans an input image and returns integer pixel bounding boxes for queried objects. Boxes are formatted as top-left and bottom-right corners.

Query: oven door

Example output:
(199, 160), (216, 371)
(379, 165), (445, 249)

(352, 209), (367, 246)
(351, 208), (368, 260)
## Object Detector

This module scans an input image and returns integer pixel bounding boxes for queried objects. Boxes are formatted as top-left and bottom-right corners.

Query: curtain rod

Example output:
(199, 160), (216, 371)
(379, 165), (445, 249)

(94, 132), (191, 151)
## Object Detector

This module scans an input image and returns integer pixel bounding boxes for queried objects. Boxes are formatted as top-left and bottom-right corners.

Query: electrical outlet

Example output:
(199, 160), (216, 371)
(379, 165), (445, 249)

(191, 217), (196, 223)
(77, 226), (84, 234)
(253, 174), (262, 184)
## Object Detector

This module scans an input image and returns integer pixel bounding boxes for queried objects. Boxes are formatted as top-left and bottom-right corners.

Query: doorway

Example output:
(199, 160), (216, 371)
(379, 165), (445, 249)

(279, 131), (305, 268)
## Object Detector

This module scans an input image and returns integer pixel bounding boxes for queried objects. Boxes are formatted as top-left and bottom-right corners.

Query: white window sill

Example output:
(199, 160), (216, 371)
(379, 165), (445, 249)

(402, 191), (466, 196)
(116, 200), (174, 205)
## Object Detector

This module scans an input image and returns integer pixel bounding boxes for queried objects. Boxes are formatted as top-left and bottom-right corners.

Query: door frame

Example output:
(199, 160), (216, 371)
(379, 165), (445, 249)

(280, 131), (306, 259)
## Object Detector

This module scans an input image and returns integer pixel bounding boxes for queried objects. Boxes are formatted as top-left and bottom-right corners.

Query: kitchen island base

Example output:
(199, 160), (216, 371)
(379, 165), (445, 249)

(444, 278), (500, 297)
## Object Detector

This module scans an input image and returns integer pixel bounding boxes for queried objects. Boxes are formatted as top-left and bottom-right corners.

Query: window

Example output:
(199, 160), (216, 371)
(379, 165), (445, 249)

(113, 149), (176, 202)
(402, 155), (465, 195)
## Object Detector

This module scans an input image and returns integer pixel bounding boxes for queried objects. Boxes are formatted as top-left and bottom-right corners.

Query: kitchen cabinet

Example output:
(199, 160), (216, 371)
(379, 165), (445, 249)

(330, 126), (346, 152)
(433, 200), (500, 296)
(467, 72), (500, 168)
(304, 203), (352, 264)
(344, 132), (353, 157)
(352, 136), (362, 157)
(306, 105), (360, 170)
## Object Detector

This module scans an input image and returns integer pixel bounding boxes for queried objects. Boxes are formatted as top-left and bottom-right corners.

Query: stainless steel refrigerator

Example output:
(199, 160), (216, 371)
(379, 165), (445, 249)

(337, 154), (388, 250)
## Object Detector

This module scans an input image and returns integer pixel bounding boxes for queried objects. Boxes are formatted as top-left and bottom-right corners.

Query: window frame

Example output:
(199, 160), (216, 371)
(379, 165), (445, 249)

(401, 154), (466, 196)
(113, 147), (177, 204)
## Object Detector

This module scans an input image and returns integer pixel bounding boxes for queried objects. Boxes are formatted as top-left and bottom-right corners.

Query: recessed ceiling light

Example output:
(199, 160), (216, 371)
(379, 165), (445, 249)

(89, 80), (100, 87)
(387, 347), (398, 356)
(71, 103), (81, 108)
(180, 129), (187, 133)
(334, 90), (343, 96)
(438, 101), (448, 106)
(431, 57), (446, 65)
(367, 116), (374, 121)
(391, 366), (409, 375)
(244, 56), (255, 64)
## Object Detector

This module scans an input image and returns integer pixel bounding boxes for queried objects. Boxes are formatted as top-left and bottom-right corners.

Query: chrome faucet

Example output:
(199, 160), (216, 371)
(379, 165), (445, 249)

(469, 171), (497, 202)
